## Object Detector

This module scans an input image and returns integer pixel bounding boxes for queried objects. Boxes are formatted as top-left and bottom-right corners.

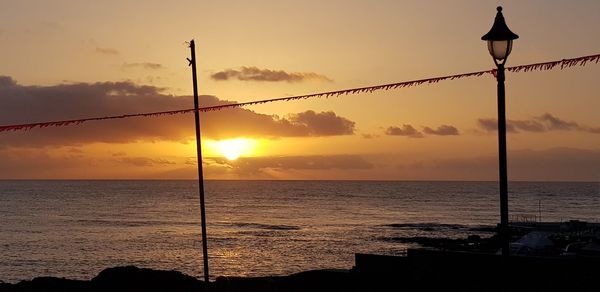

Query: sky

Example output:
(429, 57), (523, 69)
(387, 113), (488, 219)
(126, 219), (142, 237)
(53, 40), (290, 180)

(0, 0), (599, 180)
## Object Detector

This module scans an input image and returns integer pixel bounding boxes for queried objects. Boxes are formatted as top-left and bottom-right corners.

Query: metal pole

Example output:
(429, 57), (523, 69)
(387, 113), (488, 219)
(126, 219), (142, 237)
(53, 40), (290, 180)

(188, 39), (210, 283)
(496, 63), (510, 258)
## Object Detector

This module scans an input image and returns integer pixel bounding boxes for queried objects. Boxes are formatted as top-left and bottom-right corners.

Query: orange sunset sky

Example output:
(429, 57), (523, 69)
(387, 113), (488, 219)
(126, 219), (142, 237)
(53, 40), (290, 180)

(0, 0), (598, 180)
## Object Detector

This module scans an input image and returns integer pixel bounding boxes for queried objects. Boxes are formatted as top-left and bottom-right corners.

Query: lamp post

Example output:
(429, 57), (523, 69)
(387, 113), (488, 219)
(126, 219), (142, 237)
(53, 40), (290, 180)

(481, 6), (518, 258)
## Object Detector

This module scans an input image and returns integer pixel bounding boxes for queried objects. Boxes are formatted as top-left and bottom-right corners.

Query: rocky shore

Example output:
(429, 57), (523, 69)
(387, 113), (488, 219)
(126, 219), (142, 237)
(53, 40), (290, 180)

(0, 266), (357, 292)
(3, 222), (598, 292)
(2, 249), (598, 292)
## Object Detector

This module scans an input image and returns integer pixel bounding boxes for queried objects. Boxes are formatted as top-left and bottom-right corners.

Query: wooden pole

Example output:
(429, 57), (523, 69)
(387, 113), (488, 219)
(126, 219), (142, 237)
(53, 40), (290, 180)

(188, 39), (210, 283)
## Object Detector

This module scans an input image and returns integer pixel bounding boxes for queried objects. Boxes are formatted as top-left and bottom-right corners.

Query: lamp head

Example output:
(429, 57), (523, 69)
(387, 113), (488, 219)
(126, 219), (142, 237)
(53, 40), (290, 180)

(482, 7), (519, 61)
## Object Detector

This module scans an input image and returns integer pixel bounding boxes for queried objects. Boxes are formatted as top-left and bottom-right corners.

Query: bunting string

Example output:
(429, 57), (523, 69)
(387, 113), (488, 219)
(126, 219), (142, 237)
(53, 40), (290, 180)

(1, 53), (598, 133)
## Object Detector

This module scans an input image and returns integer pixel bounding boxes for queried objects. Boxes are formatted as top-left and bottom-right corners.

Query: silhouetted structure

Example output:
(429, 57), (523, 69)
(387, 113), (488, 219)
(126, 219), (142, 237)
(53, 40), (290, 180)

(482, 6), (519, 258)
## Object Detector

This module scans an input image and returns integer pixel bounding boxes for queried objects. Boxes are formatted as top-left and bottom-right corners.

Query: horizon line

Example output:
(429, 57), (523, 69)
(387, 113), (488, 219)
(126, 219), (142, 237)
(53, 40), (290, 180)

(0, 178), (596, 183)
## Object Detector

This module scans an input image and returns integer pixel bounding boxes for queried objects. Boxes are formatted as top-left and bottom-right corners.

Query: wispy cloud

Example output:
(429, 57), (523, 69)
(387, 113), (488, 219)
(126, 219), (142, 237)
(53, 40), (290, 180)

(95, 47), (119, 55)
(211, 66), (332, 82)
(478, 113), (599, 134)
(122, 62), (164, 70)
(210, 155), (373, 171)
(411, 148), (600, 181)
(361, 133), (379, 139)
(538, 113), (580, 130)
(117, 156), (175, 167)
(171, 154), (377, 179)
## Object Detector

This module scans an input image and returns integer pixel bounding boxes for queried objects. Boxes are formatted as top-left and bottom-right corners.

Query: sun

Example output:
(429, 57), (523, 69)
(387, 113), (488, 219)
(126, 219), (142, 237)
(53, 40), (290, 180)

(207, 138), (256, 161)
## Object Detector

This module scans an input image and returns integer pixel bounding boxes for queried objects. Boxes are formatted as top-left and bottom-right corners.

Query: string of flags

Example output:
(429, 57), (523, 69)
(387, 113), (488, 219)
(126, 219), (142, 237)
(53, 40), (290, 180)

(0, 53), (598, 133)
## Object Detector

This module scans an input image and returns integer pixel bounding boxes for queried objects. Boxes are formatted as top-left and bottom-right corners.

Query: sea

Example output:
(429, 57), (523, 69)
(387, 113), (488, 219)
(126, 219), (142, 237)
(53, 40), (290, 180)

(0, 180), (598, 283)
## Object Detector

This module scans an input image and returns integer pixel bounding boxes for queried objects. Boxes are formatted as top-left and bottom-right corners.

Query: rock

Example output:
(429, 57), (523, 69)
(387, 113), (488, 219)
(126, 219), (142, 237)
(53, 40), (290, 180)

(1, 277), (89, 292)
(91, 266), (204, 292)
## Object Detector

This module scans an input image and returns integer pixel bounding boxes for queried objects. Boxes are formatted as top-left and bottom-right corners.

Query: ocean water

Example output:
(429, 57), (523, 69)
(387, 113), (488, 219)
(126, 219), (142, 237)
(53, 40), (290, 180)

(0, 180), (598, 283)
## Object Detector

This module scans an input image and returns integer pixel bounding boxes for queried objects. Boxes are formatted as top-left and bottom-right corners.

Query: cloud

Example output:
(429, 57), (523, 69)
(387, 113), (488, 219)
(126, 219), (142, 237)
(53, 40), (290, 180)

(422, 125), (459, 136)
(180, 155), (373, 178)
(478, 118), (517, 133)
(288, 110), (354, 136)
(508, 120), (545, 132)
(197, 155), (374, 179)
(68, 147), (84, 154)
(95, 47), (119, 55)
(122, 63), (164, 70)
(0, 148), (93, 178)
(0, 148), (182, 179)
(477, 113), (599, 134)
(0, 76), (355, 147)
(211, 66), (332, 82)
(117, 156), (175, 167)
(414, 148), (600, 181)
(1, 146), (596, 181)
(361, 133), (378, 139)
(211, 155), (373, 170)
(385, 125), (424, 138)
(0, 146), (374, 179)
(478, 118), (497, 132)
(385, 124), (460, 137)
(537, 113), (579, 130)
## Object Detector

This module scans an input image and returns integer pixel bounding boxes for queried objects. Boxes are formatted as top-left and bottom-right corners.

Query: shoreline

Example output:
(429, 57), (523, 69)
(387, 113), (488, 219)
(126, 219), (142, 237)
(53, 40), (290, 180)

(3, 221), (599, 290)
(2, 250), (599, 292)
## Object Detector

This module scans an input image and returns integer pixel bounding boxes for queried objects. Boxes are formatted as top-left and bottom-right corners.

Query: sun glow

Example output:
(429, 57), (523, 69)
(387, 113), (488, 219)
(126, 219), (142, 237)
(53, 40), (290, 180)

(207, 138), (257, 160)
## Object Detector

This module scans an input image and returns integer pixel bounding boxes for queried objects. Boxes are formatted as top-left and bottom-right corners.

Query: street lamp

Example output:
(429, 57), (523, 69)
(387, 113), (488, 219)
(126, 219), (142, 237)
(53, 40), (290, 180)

(481, 6), (518, 258)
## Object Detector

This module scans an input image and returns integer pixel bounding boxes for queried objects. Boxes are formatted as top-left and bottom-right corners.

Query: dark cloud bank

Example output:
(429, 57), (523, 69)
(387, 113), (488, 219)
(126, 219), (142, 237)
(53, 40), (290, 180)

(1, 147), (596, 181)
(478, 113), (600, 134)
(412, 148), (600, 181)
(204, 155), (373, 176)
(211, 66), (332, 82)
(0, 76), (354, 147)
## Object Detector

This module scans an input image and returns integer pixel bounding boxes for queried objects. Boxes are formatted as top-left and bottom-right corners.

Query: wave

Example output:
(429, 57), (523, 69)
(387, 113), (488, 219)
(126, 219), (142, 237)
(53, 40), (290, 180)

(74, 219), (302, 230)
(384, 223), (495, 232)
(73, 219), (199, 227)
(216, 222), (301, 231)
